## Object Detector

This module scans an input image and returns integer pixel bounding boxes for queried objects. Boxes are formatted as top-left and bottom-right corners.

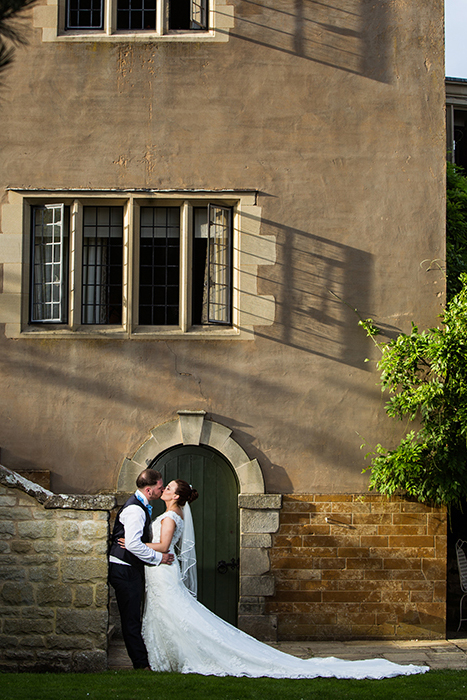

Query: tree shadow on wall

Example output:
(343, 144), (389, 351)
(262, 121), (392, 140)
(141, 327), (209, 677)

(231, 0), (394, 84)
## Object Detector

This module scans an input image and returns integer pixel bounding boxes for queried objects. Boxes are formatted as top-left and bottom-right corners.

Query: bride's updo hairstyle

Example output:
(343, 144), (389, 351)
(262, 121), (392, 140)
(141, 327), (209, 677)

(174, 479), (199, 507)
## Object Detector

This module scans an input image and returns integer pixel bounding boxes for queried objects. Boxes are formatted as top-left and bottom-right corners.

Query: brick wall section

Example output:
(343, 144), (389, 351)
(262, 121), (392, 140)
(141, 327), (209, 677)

(265, 494), (447, 641)
(0, 466), (115, 672)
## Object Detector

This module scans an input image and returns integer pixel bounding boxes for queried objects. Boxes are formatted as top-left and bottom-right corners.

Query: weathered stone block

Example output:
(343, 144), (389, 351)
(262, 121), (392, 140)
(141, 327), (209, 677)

(95, 583), (109, 608)
(241, 533), (272, 548)
(240, 510), (280, 534)
(47, 634), (93, 650)
(0, 507), (31, 521)
(66, 541), (94, 555)
(82, 521), (107, 540)
(33, 541), (64, 555)
(0, 567), (26, 582)
(72, 649), (107, 672)
(4, 649), (35, 661)
(0, 522), (15, 536)
(238, 494), (282, 510)
(36, 584), (72, 606)
(240, 575), (275, 597)
(238, 598), (265, 614)
(0, 635), (19, 649)
(56, 609), (108, 635)
(4, 618), (54, 635)
(0, 582), (34, 605)
(28, 566), (59, 582)
(93, 541), (109, 555)
(18, 521), (57, 539)
(62, 557), (107, 583)
(237, 614), (277, 641)
(10, 541), (32, 554)
(36, 650), (72, 665)
(18, 635), (49, 648)
(0, 496), (16, 507)
(240, 548), (270, 576)
(61, 522), (79, 541)
(73, 586), (94, 607)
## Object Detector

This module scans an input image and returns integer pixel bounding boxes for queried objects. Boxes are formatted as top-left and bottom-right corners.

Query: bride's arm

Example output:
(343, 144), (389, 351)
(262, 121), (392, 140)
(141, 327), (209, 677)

(147, 516), (175, 552)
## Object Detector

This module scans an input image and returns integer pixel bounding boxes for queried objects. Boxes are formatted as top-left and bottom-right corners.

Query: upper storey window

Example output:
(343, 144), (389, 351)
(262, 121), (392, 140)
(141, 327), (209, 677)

(64, 0), (208, 33)
(34, 0), (233, 43)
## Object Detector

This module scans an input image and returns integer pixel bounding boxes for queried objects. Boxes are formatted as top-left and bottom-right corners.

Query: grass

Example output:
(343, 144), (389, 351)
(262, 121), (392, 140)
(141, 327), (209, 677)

(1, 670), (467, 700)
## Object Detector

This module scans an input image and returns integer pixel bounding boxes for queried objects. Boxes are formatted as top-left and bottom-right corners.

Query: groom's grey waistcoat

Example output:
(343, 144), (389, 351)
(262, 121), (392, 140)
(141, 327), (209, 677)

(109, 495), (152, 571)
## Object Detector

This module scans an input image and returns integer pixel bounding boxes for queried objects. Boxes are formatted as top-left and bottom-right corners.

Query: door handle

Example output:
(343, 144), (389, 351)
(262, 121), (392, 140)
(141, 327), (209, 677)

(217, 558), (239, 574)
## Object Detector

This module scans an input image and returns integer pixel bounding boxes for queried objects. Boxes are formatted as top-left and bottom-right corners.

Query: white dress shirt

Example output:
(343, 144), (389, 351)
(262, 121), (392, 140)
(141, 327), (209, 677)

(109, 490), (162, 566)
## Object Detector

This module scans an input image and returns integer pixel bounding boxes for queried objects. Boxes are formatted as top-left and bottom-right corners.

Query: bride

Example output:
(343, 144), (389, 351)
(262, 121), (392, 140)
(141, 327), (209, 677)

(136, 479), (429, 679)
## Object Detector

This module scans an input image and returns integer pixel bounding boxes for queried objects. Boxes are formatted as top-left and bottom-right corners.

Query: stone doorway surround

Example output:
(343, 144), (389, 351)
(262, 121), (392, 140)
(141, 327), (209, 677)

(117, 410), (282, 640)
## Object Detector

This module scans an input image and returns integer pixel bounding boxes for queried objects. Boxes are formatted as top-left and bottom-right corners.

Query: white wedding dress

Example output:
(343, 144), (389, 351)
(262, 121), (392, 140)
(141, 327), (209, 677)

(142, 511), (429, 679)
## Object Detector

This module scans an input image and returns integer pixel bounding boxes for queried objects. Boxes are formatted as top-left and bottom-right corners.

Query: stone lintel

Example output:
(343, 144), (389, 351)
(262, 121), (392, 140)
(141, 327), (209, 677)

(238, 494), (282, 510)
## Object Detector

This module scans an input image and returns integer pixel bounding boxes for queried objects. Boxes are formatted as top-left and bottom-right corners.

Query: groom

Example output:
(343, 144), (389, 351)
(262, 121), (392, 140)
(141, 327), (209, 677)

(109, 468), (174, 669)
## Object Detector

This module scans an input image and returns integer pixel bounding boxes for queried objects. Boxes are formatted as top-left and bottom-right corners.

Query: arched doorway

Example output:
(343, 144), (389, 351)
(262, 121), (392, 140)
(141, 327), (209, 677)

(116, 412), (281, 640)
(151, 444), (239, 626)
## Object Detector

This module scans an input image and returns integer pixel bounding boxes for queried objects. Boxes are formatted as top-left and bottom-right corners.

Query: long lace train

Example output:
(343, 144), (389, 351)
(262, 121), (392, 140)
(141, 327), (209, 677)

(142, 512), (429, 679)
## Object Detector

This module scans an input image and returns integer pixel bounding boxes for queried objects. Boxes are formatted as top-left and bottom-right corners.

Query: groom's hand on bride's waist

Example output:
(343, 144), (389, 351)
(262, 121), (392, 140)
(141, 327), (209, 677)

(160, 552), (174, 565)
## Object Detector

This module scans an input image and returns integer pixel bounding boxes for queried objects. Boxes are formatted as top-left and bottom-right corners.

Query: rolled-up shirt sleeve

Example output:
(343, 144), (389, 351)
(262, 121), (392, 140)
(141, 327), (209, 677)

(120, 505), (163, 566)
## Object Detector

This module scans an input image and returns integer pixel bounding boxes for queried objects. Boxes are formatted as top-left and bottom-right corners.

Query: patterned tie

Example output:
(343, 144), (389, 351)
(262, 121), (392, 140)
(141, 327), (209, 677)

(146, 503), (153, 518)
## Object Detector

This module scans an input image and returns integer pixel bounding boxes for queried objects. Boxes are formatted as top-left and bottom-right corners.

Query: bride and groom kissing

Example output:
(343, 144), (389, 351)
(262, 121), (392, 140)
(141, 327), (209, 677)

(109, 468), (430, 680)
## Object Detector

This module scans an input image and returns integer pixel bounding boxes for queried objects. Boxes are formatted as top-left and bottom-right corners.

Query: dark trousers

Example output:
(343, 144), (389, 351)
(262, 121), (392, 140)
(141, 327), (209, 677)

(109, 563), (149, 669)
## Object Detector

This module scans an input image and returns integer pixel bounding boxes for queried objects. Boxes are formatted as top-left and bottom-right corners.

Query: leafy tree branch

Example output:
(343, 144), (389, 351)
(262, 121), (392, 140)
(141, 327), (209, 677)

(361, 275), (467, 508)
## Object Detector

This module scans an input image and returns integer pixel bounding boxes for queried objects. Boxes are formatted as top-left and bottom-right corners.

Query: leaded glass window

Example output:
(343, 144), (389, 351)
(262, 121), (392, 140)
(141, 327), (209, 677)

(31, 204), (69, 324)
(66, 0), (104, 29)
(139, 207), (180, 325)
(82, 206), (123, 325)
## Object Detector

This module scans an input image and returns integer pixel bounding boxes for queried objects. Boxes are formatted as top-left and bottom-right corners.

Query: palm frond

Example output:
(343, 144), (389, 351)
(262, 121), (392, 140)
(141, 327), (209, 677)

(0, 0), (38, 79)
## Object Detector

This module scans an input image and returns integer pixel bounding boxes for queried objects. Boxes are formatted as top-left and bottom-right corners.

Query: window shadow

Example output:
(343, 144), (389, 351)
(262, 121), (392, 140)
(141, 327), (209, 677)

(230, 0), (394, 84)
(239, 207), (379, 369)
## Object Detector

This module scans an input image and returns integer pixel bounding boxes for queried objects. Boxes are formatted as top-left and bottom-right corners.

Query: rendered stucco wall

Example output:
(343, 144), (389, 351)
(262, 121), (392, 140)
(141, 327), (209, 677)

(0, 1), (445, 499)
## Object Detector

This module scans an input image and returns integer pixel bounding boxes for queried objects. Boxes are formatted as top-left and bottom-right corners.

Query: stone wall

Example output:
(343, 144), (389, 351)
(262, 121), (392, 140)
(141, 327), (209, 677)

(237, 494), (282, 641)
(0, 465), (115, 672)
(265, 494), (447, 641)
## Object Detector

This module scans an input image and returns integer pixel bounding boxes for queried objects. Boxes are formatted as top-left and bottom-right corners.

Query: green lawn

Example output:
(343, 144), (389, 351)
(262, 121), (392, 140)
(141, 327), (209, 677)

(1, 670), (467, 700)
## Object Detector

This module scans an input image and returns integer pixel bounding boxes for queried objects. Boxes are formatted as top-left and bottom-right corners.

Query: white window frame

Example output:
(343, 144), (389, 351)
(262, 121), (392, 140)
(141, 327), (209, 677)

(0, 189), (275, 340)
(34, 0), (234, 43)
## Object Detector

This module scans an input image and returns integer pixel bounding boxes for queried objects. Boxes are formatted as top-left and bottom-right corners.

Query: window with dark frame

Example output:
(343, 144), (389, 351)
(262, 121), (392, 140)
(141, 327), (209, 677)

(30, 204), (70, 324)
(192, 205), (232, 325)
(139, 207), (180, 325)
(81, 206), (124, 325)
(29, 198), (232, 330)
(66, 0), (104, 29)
(65, 0), (208, 32)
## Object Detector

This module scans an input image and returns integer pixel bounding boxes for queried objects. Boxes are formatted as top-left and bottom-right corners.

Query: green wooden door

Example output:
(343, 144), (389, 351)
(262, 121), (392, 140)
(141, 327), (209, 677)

(151, 445), (239, 625)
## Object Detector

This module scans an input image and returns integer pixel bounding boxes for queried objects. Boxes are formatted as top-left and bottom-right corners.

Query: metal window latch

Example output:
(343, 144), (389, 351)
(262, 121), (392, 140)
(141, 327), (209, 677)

(217, 558), (239, 574)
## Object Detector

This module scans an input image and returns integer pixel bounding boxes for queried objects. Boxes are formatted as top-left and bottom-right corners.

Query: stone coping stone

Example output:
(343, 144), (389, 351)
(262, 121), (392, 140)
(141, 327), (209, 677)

(0, 464), (116, 511)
